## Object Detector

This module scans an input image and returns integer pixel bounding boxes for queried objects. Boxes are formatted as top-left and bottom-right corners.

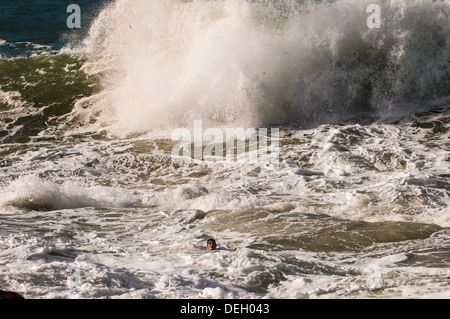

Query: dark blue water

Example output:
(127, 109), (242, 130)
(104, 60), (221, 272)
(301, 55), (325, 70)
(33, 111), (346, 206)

(0, 1), (108, 143)
(0, 0), (108, 57)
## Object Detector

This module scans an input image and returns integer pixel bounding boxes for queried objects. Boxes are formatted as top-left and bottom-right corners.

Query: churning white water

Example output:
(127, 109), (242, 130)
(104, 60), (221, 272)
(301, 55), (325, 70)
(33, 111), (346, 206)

(73, 0), (450, 135)
(1, 0), (449, 299)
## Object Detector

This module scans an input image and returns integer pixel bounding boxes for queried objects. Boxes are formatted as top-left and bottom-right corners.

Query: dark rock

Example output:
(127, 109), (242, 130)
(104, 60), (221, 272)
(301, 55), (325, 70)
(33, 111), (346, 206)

(0, 290), (25, 299)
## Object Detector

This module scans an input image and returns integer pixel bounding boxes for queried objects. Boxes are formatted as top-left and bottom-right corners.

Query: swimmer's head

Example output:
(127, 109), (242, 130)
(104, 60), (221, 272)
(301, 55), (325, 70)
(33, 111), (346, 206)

(207, 238), (217, 250)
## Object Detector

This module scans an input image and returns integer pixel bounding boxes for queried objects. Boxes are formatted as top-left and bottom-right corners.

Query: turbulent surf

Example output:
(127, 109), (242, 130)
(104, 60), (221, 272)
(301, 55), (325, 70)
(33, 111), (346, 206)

(0, 0), (449, 299)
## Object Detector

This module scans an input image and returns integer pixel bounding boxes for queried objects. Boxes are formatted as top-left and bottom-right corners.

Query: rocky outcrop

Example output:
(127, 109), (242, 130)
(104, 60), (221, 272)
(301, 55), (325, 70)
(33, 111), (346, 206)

(0, 290), (25, 299)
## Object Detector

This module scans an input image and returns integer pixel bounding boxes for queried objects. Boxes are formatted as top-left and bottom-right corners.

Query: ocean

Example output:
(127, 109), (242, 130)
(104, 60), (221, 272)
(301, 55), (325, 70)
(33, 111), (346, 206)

(0, 0), (449, 299)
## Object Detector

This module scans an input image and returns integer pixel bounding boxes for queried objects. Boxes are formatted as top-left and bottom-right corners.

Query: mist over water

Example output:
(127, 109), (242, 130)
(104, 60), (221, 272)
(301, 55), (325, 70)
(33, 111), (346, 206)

(73, 0), (450, 136)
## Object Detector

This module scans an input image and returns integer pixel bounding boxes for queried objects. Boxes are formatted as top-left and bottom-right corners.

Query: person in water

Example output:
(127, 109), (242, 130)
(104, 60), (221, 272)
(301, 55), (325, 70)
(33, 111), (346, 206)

(207, 238), (217, 250)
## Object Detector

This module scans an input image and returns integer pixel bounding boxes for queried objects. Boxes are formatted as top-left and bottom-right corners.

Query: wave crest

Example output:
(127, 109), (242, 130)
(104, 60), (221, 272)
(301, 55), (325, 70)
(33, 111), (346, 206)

(78, 0), (450, 136)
